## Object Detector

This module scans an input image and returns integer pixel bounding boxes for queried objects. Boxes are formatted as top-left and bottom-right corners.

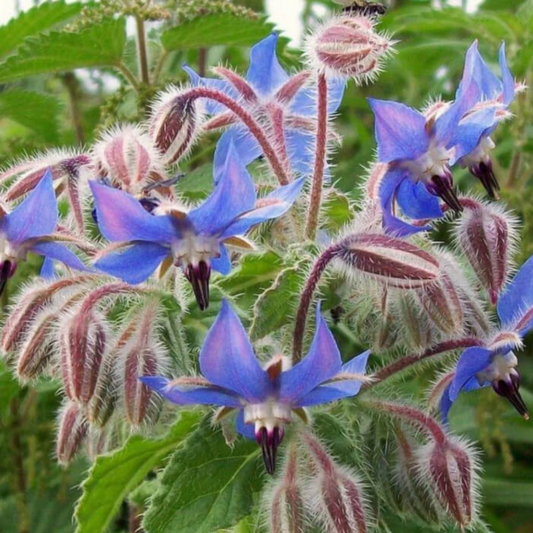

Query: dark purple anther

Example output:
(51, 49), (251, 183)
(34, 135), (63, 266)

(0, 260), (17, 296)
(492, 372), (529, 420)
(426, 172), (463, 213)
(184, 260), (211, 311)
(469, 159), (500, 200)
(256, 426), (284, 475)
(139, 197), (160, 213)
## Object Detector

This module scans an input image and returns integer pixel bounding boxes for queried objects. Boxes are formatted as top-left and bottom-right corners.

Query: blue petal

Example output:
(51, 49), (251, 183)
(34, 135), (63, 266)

(278, 303), (342, 403)
(290, 77), (346, 116)
(285, 129), (321, 178)
(182, 64), (237, 114)
(499, 42), (515, 106)
(221, 177), (305, 238)
(456, 41), (484, 110)
(4, 169), (58, 244)
(235, 409), (256, 440)
(90, 181), (176, 243)
(449, 347), (493, 401)
(246, 34), (288, 96)
(199, 300), (269, 402)
(342, 350), (371, 374)
(433, 95), (469, 146)
(94, 242), (170, 284)
(472, 45), (502, 100)
(188, 141), (256, 235)
(139, 376), (242, 407)
(211, 244), (231, 275)
(40, 257), (56, 279)
(497, 255), (533, 334)
(396, 179), (443, 220)
(368, 99), (429, 163)
(30, 241), (90, 272)
(440, 383), (453, 428)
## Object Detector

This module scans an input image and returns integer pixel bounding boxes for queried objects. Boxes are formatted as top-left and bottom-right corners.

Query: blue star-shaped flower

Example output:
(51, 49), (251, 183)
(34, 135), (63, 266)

(441, 255), (533, 425)
(90, 142), (304, 310)
(184, 33), (346, 180)
(0, 169), (89, 292)
(141, 300), (370, 474)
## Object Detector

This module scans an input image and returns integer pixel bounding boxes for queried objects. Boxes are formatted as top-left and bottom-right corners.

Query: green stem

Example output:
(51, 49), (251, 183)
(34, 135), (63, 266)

(116, 63), (141, 91)
(135, 15), (150, 85)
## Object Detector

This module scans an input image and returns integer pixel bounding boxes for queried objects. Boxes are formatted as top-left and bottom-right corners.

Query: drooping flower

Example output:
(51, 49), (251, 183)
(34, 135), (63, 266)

(441, 255), (533, 424)
(453, 41), (523, 198)
(91, 142), (304, 310)
(184, 33), (345, 179)
(141, 300), (370, 474)
(0, 170), (89, 294)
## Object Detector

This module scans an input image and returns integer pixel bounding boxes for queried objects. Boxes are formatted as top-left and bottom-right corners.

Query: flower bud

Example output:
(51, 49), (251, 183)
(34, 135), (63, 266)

(92, 125), (162, 193)
(148, 86), (203, 165)
(303, 433), (369, 533)
(417, 437), (479, 528)
(397, 293), (434, 350)
(336, 232), (440, 289)
(56, 401), (89, 465)
(455, 202), (517, 304)
(86, 428), (110, 460)
(306, 15), (393, 83)
(88, 351), (118, 428)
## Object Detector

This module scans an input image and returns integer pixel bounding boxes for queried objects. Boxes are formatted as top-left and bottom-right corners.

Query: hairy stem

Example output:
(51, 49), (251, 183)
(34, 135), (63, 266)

(292, 243), (342, 363)
(135, 15), (150, 85)
(117, 63), (140, 90)
(152, 50), (169, 83)
(305, 72), (328, 240)
(62, 72), (85, 145)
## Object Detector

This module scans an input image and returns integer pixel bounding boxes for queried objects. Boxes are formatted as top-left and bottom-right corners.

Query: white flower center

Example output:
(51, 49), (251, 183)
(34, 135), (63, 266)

(243, 400), (293, 434)
(459, 136), (495, 168)
(403, 143), (453, 183)
(171, 233), (220, 267)
(0, 234), (21, 262)
(476, 351), (518, 385)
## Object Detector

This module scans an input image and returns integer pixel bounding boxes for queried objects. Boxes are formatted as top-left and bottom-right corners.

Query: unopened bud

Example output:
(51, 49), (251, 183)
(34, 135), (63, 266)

(86, 428), (110, 460)
(306, 15), (393, 83)
(397, 293), (434, 350)
(56, 401), (89, 465)
(88, 351), (118, 428)
(92, 125), (162, 193)
(336, 233), (439, 288)
(455, 202), (516, 304)
(417, 437), (479, 528)
(149, 86), (203, 165)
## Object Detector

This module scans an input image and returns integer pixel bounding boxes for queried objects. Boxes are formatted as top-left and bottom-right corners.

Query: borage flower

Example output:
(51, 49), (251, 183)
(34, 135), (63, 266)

(184, 33), (345, 179)
(0, 170), (89, 294)
(453, 41), (523, 198)
(441, 255), (533, 424)
(141, 300), (370, 474)
(91, 143), (304, 310)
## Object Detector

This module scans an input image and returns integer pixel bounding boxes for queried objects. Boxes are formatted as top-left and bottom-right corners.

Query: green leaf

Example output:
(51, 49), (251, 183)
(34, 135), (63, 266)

(75, 410), (202, 533)
(0, 90), (61, 142)
(483, 478), (533, 507)
(143, 417), (264, 533)
(322, 191), (354, 231)
(0, 18), (127, 83)
(162, 13), (274, 51)
(0, 1), (84, 59)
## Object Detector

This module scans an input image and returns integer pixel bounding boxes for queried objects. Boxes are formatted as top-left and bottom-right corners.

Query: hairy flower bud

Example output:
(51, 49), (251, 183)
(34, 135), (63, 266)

(336, 233), (440, 288)
(306, 15), (393, 83)
(455, 202), (517, 304)
(303, 433), (368, 533)
(56, 401), (89, 465)
(397, 293), (434, 350)
(149, 86), (203, 165)
(88, 351), (118, 428)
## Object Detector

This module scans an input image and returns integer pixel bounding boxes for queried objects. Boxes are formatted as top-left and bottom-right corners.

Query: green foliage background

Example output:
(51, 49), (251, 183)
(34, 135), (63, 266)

(0, 1), (532, 532)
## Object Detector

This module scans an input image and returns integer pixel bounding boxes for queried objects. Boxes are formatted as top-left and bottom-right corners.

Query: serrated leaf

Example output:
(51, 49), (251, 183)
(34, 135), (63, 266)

(162, 13), (274, 51)
(143, 417), (264, 533)
(0, 90), (61, 142)
(0, 18), (127, 83)
(75, 410), (202, 533)
(0, 1), (84, 58)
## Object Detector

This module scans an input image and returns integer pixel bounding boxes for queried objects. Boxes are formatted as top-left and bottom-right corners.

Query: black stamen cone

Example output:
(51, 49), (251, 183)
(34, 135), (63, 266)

(256, 426), (284, 475)
(430, 175), (463, 213)
(0, 260), (13, 297)
(184, 261), (210, 311)
(492, 373), (529, 420)
(470, 161), (500, 200)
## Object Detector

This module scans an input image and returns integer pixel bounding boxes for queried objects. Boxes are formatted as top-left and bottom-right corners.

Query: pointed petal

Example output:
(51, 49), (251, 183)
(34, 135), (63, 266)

(246, 33), (288, 96)
(94, 242), (170, 284)
(396, 179), (443, 220)
(342, 350), (371, 374)
(440, 383), (453, 428)
(290, 77), (346, 116)
(199, 300), (269, 402)
(139, 376), (242, 407)
(30, 241), (91, 272)
(211, 244), (231, 275)
(499, 42), (515, 106)
(235, 409), (256, 440)
(497, 255), (533, 334)
(449, 347), (493, 401)
(4, 169), (58, 244)
(279, 303), (342, 403)
(368, 99), (429, 163)
(455, 41), (482, 109)
(221, 177), (304, 238)
(473, 45), (503, 100)
(90, 181), (176, 243)
(452, 107), (498, 163)
(40, 257), (56, 279)
(188, 140), (256, 235)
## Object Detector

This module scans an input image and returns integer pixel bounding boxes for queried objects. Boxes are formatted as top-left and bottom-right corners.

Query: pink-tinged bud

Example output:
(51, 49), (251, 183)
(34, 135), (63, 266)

(305, 15), (393, 84)
(455, 202), (517, 304)
(303, 433), (368, 533)
(397, 293), (434, 350)
(336, 233), (440, 288)
(148, 86), (203, 166)
(267, 445), (305, 533)
(88, 351), (118, 428)
(417, 437), (479, 528)
(92, 125), (162, 193)
(61, 311), (108, 404)
(86, 428), (110, 460)
(56, 401), (89, 465)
